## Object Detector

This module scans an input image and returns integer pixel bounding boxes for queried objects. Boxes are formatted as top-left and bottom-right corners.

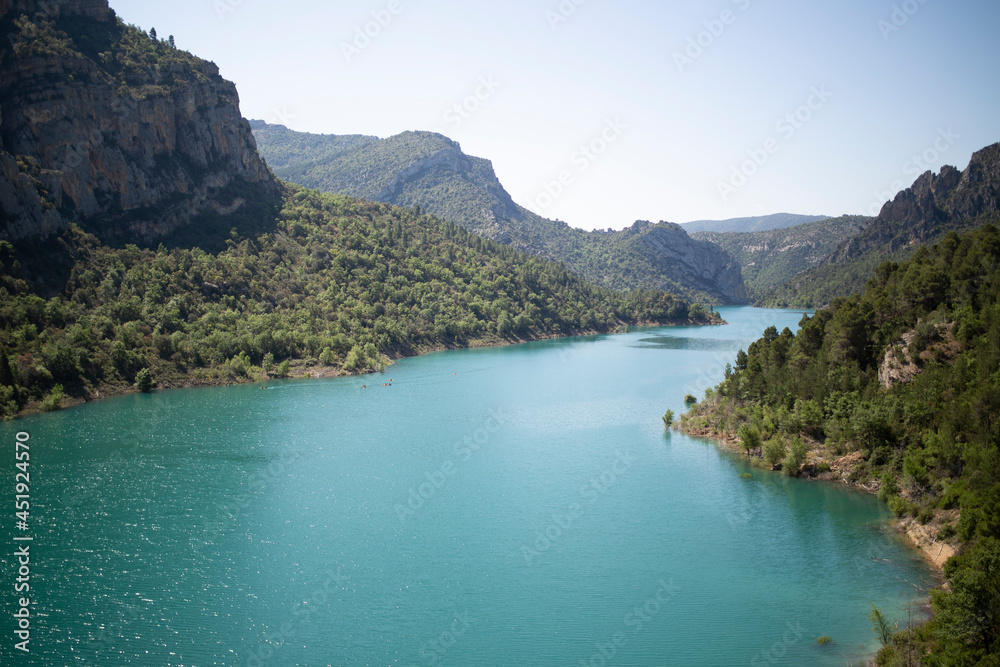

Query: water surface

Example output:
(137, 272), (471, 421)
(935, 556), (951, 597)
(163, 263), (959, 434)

(0, 307), (933, 666)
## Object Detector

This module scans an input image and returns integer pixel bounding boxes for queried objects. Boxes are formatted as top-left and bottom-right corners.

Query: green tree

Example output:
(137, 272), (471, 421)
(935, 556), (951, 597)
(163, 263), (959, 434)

(784, 436), (808, 475)
(763, 438), (787, 468)
(135, 368), (153, 393)
(867, 604), (897, 648)
(343, 345), (366, 373)
(40, 384), (64, 412)
(662, 410), (675, 428)
(738, 425), (761, 459)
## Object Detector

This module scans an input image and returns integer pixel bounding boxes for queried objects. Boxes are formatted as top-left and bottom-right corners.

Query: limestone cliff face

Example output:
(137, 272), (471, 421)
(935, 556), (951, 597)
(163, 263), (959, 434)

(630, 222), (748, 303)
(0, 0), (277, 243)
(828, 143), (1000, 264)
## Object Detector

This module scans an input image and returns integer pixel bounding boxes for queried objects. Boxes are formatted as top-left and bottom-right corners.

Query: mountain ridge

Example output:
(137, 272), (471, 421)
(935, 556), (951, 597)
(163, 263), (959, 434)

(763, 143), (1000, 308)
(251, 120), (748, 304)
(680, 213), (830, 234)
(691, 215), (871, 303)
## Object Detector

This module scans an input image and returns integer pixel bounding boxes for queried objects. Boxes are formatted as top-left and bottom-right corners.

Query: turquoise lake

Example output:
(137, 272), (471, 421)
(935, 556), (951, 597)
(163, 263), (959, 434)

(0, 306), (936, 666)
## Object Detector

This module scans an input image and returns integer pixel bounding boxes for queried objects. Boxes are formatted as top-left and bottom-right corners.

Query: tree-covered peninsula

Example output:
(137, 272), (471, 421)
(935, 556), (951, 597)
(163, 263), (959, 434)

(682, 223), (1000, 664)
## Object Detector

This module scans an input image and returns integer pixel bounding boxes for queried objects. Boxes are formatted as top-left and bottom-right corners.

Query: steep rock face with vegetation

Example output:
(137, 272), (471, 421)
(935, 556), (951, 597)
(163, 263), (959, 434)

(630, 222), (746, 302)
(251, 121), (747, 304)
(681, 225), (1000, 663)
(0, 0), (277, 245)
(0, 10), (720, 418)
(764, 144), (1000, 308)
(691, 215), (870, 302)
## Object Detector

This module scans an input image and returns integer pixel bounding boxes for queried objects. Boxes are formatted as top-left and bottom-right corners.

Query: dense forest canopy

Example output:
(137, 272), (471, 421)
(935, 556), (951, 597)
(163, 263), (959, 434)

(0, 185), (717, 417)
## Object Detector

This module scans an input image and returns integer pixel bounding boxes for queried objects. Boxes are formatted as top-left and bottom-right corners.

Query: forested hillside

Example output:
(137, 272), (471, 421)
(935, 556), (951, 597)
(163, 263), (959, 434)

(682, 224), (1000, 664)
(251, 121), (748, 304)
(691, 215), (869, 302)
(0, 185), (716, 417)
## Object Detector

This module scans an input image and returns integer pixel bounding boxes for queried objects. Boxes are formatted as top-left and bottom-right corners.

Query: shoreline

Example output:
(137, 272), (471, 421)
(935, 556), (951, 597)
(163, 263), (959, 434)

(680, 423), (956, 576)
(10, 317), (723, 420)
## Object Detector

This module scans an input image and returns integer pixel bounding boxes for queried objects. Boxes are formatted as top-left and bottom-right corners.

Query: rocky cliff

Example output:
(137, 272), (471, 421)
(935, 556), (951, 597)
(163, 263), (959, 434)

(625, 221), (747, 303)
(0, 0), (277, 244)
(828, 143), (1000, 264)
(764, 142), (1000, 307)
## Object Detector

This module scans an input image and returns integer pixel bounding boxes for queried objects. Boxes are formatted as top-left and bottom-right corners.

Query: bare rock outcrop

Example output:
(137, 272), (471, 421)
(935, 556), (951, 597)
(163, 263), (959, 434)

(0, 0), (277, 244)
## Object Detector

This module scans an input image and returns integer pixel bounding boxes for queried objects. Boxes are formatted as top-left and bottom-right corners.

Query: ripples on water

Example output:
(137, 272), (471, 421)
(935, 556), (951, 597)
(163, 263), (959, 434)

(0, 307), (932, 666)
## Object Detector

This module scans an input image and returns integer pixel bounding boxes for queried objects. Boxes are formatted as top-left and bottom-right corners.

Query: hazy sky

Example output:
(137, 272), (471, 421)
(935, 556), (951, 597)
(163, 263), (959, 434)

(109, 0), (999, 230)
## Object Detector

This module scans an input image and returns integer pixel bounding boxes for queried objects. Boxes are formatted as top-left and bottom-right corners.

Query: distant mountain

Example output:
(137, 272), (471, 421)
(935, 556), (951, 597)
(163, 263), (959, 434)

(764, 143), (1000, 308)
(691, 216), (870, 303)
(679, 213), (830, 234)
(251, 121), (747, 304)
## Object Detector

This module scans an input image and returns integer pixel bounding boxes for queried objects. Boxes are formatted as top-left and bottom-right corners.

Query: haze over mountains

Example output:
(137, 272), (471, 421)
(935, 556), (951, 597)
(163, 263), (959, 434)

(679, 213), (831, 235)
(691, 216), (870, 303)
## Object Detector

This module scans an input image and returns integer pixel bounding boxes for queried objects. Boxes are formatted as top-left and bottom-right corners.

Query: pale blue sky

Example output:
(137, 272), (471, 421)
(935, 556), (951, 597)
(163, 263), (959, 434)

(110, 0), (999, 230)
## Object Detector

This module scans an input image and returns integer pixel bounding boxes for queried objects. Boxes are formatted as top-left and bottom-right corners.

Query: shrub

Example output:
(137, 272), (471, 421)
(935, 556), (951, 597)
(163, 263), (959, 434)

(917, 507), (934, 524)
(816, 461), (832, 474)
(817, 636), (833, 645)
(784, 436), (808, 475)
(763, 438), (787, 467)
(40, 384), (64, 412)
(229, 352), (251, 377)
(135, 367), (153, 393)
(662, 410), (675, 428)
(887, 495), (911, 517)
(878, 473), (900, 502)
